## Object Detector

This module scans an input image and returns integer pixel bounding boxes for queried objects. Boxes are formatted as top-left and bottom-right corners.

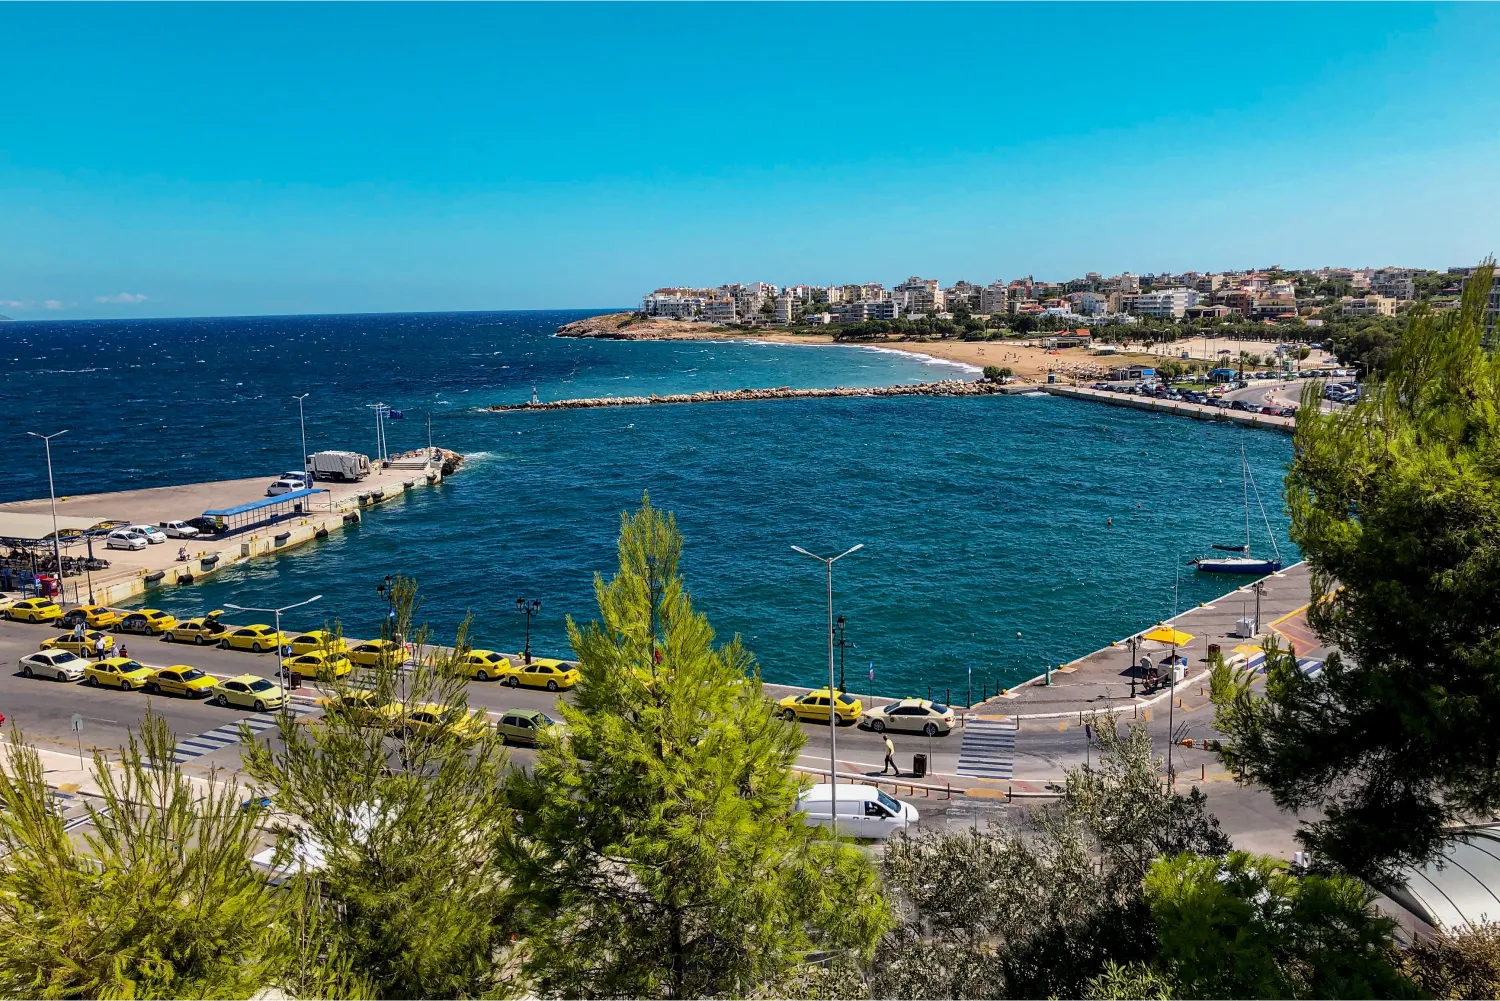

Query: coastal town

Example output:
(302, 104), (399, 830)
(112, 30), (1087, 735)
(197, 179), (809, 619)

(639, 264), (1500, 331)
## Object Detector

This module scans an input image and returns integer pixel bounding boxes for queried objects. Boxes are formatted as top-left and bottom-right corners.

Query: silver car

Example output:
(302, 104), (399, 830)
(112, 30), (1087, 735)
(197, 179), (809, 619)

(858, 698), (956, 737)
(19, 649), (87, 681)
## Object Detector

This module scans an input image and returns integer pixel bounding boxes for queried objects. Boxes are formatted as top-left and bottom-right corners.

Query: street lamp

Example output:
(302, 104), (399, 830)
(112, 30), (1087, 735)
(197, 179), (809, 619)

(834, 614), (856, 695)
(27, 430), (68, 601)
(292, 394), (310, 473)
(516, 598), (542, 663)
(376, 575), (396, 638)
(224, 595), (322, 715)
(792, 542), (863, 837)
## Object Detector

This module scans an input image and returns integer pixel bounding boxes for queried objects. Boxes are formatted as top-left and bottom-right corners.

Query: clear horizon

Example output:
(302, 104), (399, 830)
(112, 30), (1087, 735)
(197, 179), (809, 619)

(3, 2), (1499, 320)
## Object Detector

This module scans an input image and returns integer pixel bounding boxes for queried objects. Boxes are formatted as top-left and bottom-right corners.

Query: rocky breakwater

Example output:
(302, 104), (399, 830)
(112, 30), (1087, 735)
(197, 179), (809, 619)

(489, 379), (1010, 412)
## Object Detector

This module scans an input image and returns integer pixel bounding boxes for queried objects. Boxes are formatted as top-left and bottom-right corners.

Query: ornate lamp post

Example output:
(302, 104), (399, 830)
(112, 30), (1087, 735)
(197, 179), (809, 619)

(516, 597), (542, 663)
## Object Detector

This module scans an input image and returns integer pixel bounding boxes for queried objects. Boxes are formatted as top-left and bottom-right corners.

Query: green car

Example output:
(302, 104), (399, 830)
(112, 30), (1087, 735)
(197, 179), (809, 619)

(495, 708), (558, 747)
(211, 674), (288, 712)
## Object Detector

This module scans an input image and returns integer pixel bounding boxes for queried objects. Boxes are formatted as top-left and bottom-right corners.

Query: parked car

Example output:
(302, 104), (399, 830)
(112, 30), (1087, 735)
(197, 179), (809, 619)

(125, 525), (168, 544)
(797, 784), (919, 840)
(347, 638), (409, 668)
(778, 688), (862, 725)
(460, 649), (512, 681)
(321, 688), (400, 727)
(164, 611), (227, 645)
(116, 609), (178, 635)
(158, 520), (200, 539)
(495, 708), (558, 747)
(286, 651), (353, 684)
(287, 630), (347, 656)
(41, 629), (114, 658)
(7, 598), (63, 624)
(389, 702), (489, 743)
(18, 649), (87, 681)
(265, 479), (304, 497)
(106, 529), (148, 551)
(220, 624), (290, 653)
(145, 664), (217, 698)
(503, 659), (580, 692)
(1229, 400), (1253, 412)
(211, 674), (287, 712)
(83, 657), (154, 690)
(279, 471), (313, 488)
(185, 517), (225, 536)
(858, 698), (956, 737)
(60, 604), (120, 630)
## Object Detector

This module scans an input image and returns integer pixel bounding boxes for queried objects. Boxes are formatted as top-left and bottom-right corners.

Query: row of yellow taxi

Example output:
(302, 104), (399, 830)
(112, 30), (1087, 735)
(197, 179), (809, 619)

(16, 647), (289, 711)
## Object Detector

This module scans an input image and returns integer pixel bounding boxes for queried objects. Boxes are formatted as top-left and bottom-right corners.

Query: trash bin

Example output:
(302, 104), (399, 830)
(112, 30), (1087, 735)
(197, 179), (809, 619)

(911, 753), (928, 779)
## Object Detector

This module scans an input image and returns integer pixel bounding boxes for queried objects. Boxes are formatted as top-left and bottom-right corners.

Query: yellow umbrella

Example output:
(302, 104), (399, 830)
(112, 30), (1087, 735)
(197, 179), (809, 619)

(1141, 624), (1194, 646)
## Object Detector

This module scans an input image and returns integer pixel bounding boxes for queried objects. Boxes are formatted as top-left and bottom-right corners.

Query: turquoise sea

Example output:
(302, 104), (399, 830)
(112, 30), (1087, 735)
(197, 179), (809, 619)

(2, 311), (1295, 697)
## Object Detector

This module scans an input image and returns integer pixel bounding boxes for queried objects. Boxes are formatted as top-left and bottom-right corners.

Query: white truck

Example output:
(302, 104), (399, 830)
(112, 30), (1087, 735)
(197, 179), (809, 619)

(158, 520), (200, 539)
(308, 451), (372, 483)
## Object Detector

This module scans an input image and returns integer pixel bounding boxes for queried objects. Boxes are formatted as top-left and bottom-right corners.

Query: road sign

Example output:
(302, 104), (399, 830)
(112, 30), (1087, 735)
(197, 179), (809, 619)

(70, 713), (83, 733)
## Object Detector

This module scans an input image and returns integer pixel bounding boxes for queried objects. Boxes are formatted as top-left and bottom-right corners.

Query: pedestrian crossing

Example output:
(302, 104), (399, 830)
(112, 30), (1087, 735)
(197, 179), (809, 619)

(172, 705), (315, 765)
(1247, 653), (1324, 679)
(956, 717), (1017, 780)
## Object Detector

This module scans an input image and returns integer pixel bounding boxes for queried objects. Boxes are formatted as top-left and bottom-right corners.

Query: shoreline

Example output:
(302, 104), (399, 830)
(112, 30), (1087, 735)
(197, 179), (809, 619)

(554, 312), (1152, 383)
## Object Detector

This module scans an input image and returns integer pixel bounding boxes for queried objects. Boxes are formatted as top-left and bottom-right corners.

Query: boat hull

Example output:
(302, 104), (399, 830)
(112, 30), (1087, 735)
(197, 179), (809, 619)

(1193, 557), (1281, 574)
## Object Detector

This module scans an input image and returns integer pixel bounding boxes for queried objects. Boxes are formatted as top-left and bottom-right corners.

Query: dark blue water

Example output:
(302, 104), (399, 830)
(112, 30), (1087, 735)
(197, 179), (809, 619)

(2, 311), (1295, 696)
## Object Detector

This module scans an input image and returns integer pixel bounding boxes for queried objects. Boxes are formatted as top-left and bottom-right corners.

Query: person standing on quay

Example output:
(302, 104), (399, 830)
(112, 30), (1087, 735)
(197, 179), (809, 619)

(882, 733), (898, 775)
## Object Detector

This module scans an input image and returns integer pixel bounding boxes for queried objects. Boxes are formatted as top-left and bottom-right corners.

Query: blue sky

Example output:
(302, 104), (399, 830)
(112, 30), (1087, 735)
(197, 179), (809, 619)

(3, 2), (1499, 318)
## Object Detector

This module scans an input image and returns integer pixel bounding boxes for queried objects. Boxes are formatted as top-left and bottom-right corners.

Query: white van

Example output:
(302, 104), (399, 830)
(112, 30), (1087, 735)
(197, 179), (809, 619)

(797, 783), (919, 840)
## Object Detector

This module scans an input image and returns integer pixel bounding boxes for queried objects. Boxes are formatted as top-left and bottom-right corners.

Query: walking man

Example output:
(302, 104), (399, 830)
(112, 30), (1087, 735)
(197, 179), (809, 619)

(882, 733), (898, 776)
(93, 634), (106, 660)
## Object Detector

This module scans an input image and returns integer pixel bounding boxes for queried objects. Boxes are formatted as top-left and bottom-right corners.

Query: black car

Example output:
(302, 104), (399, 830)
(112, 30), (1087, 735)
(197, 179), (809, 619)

(1230, 400), (1252, 411)
(185, 516), (226, 536)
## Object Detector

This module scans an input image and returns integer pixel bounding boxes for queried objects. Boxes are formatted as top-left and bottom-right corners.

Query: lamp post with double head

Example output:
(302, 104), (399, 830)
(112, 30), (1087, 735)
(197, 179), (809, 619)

(516, 598), (541, 663)
(792, 543), (863, 838)
(225, 595), (322, 716)
(376, 575), (396, 639)
(834, 614), (856, 695)
(292, 394), (310, 474)
(27, 430), (68, 600)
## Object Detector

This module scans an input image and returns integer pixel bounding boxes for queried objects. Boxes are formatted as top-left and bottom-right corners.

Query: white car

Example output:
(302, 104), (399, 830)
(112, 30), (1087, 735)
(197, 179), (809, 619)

(266, 479), (303, 496)
(125, 525), (167, 544)
(279, 471), (312, 487)
(158, 520), (200, 539)
(797, 784), (919, 840)
(105, 529), (148, 551)
(19, 649), (88, 681)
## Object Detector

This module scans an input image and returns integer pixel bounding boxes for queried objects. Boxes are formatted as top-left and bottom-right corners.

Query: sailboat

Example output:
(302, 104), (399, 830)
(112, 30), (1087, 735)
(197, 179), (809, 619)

(1192, 447), (1283, 574)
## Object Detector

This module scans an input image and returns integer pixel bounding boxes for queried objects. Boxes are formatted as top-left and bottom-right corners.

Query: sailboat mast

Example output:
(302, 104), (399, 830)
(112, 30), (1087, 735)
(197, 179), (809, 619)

(1242, 447), (1251, 555)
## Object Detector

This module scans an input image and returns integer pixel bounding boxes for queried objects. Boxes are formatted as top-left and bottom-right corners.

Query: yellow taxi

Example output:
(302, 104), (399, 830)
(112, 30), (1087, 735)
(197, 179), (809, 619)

(41, 629), (115, 658)
(321, 688), (402, 728)
(220, 624), (290, 653)
(286, 651), (354, 684)
(61, 604), (120, 630)
(778, 688), (862, 725)
(83, 657), (154, 691)
(504, 658), (580, 692)
(288, 629), (348, 656)
(7, 598), (63, 624)
(459, 649), (512, 681)
(390, 702), (490, 743)
(210, 674), (287, 712)
(115, 609), (178, 636)
(163, 611), (228, 646)
(347, 638), (408, 668)
(145, 664), (217, 698)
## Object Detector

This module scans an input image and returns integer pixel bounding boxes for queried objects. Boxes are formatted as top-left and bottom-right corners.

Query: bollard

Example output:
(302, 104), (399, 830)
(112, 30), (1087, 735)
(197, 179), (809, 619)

(946, 687), (950, 706)
(927, 685), (931, 702)
(1201, 763), (1205, 780)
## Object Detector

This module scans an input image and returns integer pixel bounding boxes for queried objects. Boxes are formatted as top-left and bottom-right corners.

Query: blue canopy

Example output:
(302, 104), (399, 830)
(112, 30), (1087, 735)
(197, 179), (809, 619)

(203, 488), (322, 518)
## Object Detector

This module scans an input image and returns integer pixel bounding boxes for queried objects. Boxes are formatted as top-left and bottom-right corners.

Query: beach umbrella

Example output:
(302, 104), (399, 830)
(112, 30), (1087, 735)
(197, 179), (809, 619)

(1141, 624), (1194, 646)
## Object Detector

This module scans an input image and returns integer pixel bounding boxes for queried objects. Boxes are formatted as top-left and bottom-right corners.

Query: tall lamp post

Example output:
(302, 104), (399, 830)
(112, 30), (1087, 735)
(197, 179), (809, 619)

(224, 595), (321, 716)
(27, 430), (68, 600)
(292, 393), (310, 472)
(834, 614), (856, 695)
(516, 598), (541, 663)
(792, 542), (863, 837)
(376, 575), (396, 638)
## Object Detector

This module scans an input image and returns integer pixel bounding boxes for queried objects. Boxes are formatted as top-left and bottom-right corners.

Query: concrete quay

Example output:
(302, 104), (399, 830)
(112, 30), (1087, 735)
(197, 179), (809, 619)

(0, 448), (456, 607)
(1041, 384), (1296, 432)
(975, 561), (1315, 720)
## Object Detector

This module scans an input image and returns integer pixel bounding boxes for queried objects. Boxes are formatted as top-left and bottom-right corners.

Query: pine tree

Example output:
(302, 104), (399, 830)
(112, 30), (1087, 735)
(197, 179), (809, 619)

(0, 715), (288, 998)
(242, 578), (517, 1000)
(500, 497), (889, 998)
(1214, 261), (1500, 879)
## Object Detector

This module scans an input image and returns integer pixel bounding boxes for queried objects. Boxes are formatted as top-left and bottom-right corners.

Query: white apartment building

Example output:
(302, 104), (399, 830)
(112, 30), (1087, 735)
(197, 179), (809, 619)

(1118, 273), (1141, 295)
(1067, 291), (1109, 317)
(893, 277), (944, 314)
(774, 295), (795, 324)
(1341, 295), (1397, 317)
(981, 281), (1009, 314)
(1128, 287), (1198, 319)
(641, 294), (706, 318)
(701, 298), (738, 324)
(1372, 273), (1415, 300)
(832, 300), (899, 323)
